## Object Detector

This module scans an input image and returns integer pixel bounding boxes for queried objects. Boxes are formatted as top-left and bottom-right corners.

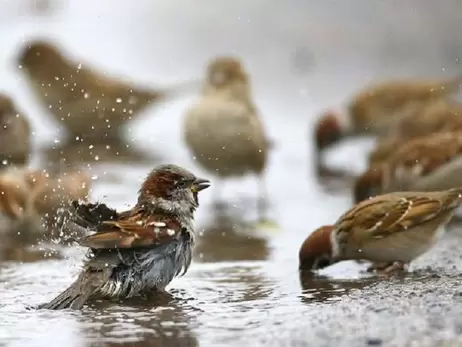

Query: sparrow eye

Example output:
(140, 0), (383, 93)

(176, 180), (188, 188)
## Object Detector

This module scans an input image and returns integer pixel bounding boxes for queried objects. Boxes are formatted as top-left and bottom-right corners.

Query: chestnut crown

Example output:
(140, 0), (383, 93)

(138, 164), (210, 204)
(299, 225), (335, 271)
(206, 56), (248, 87)
(314, 111), (343, 151)
(353, 166), (384, 203)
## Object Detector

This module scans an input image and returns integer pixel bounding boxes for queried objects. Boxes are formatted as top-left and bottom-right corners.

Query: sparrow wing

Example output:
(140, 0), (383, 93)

(70, 201), (120, 230)
(336, 189), (462, 241)
(78, 210), (184, 249)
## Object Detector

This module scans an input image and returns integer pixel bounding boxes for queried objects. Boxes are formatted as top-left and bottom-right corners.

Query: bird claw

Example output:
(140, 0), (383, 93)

(367, 261), (407, 277)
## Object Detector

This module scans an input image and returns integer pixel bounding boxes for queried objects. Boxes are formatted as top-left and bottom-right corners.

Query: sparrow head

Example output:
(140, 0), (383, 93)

(299, 225), (336, 271)
(314, 110), (345, 152)
(353, 166), (384, 203)
(206, 56), (248, 88)
(139, 164), (210, 215)
(17, 40), (63, 73)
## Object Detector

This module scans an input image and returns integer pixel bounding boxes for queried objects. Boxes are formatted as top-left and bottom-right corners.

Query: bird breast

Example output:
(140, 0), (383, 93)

(184, 96), (267, 175)
(98, 234), (193, 298)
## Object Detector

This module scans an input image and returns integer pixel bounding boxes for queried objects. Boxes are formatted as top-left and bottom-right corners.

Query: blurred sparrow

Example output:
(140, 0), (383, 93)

(17, 40), (196, 142)
(184, 56), (270, 218)
(0, 95), (31, 167)
(355, 131), (462, 203)
(0, 167), (90, 236)
(369, 100), (462, 165)
(299, 188), (462, 274)
(39, 164), (210, 310)
(314, 77), (462, 157)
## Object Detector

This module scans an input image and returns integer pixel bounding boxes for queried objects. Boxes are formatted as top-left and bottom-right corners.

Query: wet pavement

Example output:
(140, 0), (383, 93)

(2, 1), (462, 346)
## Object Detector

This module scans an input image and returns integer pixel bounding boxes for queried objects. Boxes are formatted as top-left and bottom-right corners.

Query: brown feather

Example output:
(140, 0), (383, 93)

(336, 189), (462, 249)
(350, 77), (462, 131)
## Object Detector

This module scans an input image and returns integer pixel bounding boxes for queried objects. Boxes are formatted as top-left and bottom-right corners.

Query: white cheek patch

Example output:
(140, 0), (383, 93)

(330, 229), (341, 258)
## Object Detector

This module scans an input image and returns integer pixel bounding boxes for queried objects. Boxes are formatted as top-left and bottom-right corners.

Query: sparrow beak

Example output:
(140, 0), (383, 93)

(191, 177), (211, 192)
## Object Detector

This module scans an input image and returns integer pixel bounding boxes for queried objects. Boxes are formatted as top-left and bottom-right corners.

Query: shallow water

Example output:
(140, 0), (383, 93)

(2, 1), (462, 346)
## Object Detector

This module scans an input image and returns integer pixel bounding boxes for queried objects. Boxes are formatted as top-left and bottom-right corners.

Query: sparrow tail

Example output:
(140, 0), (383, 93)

(149, 79), (200, 102)
(38, 281), (92, 310)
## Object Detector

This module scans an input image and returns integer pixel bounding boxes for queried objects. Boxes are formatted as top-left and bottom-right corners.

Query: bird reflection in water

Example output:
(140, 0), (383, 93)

(298, 271), (377, 305)
(194, 202), (270, 263)
(82, 289), (199, 347)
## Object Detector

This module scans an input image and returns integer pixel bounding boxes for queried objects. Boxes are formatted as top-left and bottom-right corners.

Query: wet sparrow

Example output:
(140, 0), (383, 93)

(39, 164), (210, 310)
(299, 188), (462, 274)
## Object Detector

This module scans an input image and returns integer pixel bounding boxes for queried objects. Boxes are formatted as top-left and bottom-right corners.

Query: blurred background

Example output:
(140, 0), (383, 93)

(3, 1), (462, 346)
(3, 0), (462, 143)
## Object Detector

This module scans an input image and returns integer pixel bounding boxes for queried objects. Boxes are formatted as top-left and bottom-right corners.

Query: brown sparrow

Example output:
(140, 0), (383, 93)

(0, 95), (31, 167)
(314, 76), (462, 154)
(299, 188), (462, 274)
(0, 167), (90, 236)
(355, 131), (462, 203)
(39, 164), (210, 310)
(17, 40), (196, 142)
(184, 56), (270, 218)
(369, 100), (462, 165)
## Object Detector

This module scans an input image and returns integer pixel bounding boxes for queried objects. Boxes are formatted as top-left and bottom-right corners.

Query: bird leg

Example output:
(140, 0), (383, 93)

(211, 179), (228, 211)
(257, 177), (270, 223)
(367, 261), (407, 277)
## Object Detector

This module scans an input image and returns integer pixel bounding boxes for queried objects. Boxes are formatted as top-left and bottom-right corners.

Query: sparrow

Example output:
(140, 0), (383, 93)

(17, 40), (197, 142)
(369, 100), (462, 165)
(299, 188), (462, 274)
(355, 131), (462, 203)
(184, 56), (270, 218)
(314, 76), (462, 158)
(39, 164), (210, 310)
(0, 95), (31, 167)
(0, 167), (91, 237)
